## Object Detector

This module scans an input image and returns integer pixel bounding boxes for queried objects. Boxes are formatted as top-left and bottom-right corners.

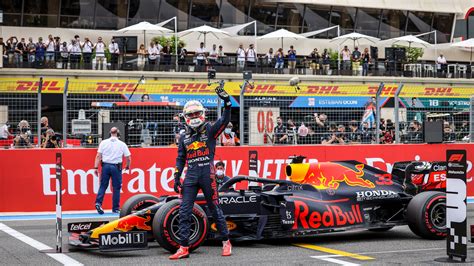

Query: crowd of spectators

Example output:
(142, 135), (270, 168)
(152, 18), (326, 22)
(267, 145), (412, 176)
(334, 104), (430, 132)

(0, 34), (457, 78)
(265, 113), (469, 146)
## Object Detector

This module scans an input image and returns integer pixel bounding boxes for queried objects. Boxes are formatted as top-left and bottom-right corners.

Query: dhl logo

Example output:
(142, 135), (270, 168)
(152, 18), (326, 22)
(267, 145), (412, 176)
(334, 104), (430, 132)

(422, 87), (457, 96)
(171, 83), (212, 93)
(96, 82), (140, 92)
(306, 86), (344, 94)
(244, 85), (278, 94)
(368, 86), (398, 96)
(211, 221), (237, 231)
(187, 141), (206, 151)
(14, 81), (62, 91)
(286, 162), (375, 190)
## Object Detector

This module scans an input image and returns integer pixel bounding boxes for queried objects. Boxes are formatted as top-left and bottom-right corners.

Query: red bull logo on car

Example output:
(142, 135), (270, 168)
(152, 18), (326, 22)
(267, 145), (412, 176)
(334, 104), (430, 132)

(286, 162), (375, 190)
(116, 211), (152, 232)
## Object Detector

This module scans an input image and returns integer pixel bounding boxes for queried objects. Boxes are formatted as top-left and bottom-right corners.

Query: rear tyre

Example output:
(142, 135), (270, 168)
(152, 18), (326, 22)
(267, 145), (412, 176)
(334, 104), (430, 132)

(153, 199), (209, 253)
(120, 194), (160, 218)
(407, 191), (446, 240)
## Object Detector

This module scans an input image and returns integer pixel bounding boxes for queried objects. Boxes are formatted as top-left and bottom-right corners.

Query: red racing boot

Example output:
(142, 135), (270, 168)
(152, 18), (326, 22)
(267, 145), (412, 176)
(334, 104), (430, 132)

(222, 240), (232, 256)
(169, 246), (189, 260)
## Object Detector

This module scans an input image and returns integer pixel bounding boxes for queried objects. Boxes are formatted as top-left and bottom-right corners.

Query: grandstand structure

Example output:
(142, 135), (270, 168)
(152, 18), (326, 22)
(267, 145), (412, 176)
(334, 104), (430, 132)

(1, 1), (474, 60)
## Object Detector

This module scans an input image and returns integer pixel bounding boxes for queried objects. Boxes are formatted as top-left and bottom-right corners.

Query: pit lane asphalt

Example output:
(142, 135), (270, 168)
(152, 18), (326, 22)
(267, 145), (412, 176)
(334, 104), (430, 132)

(1, 207), (474, 265)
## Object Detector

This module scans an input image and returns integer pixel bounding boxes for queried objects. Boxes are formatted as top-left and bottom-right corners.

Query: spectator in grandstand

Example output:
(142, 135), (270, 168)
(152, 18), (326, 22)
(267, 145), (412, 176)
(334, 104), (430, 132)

(27, 37), (36, 66)
(351, 47), (361, 75)
(360, 121), (374, 144)
(215, 161), (231, 190)
(271, 117), (288, 145)
(436, 53), (447, 78)
(41, 129), (60, 148)
(148, 42), (160, 71)
(297, 122), (309, 144)
(69, 39), (82, 69)
(246, 44), (257, 69)
(322, 123), (341, 144)
(361, 47), (371, 76)
(18, 38), (27, 66)
(59, 42), (69, 69)
(0, 122), (11, 140)
(406, 120), (423, 143)
(195, 42), (207, 72)
(172, 113), (186, 145)
(264, 48), (274, 67)
(443, 122), (456, 142)
(54, 37), (61, 63)
(274, 48), (284, 73)
(313, 113), (328, 143)
(287, 45), (297, 74)
(94, 37), (106, 70)
(35, 37), (46, 65)
(6, 36), (18, 66)
(15, 37), (26, 68)
(308, 48), (321, 75)
(162, 43), (172, 68)
(14, 120), (33, 148)
(45, 34), (56, 67)
(220, 122), (240, 146)
(0, 38), (5, 59)
(236, 43), (246, 71)
(94, 127), (131, 214)
(109, 38), (120, 70)
(287, 119), (298, 145)
(136, 44), (146, 71)
(457, 120), (469, 141)
(82, 37), (94, 69)
(322, 48), (331, 75)
(178, 44), (188, 71)
(341, 46), (351, 73)
(347, 121), (362, 144)
(217, 45), (225, 65)
(208, 44), (218, 67)
(40, 116), (53, 146)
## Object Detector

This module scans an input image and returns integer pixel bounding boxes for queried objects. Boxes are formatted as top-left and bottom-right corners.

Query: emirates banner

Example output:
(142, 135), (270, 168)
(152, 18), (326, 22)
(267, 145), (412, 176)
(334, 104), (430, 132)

(1, 144), (474, 212)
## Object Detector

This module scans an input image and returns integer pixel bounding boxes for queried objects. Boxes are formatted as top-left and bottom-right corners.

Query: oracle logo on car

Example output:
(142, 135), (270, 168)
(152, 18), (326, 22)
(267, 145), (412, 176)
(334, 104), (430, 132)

(292, 200), (363, 230)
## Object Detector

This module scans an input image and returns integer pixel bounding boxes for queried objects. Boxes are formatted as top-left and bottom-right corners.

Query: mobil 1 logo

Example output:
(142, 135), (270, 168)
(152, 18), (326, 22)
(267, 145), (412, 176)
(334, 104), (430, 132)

(446, 150), (467, 262)
(99, 231), (147, 251)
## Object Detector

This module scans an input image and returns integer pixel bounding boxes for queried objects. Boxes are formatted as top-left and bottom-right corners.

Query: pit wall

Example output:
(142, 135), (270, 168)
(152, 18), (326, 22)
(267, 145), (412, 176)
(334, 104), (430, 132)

(0, 143), (472, 212)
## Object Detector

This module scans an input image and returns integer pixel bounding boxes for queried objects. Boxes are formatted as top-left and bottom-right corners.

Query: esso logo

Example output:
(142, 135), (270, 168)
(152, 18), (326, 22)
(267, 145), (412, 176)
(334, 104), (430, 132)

(432, 173), (446, 182)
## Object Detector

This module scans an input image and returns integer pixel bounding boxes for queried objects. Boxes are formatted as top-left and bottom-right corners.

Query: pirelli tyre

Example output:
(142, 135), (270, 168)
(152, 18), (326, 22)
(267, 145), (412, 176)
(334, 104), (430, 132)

(120, 194), (160, 218)
(407, 191), (447, 240)
(153, 199), (209, 253)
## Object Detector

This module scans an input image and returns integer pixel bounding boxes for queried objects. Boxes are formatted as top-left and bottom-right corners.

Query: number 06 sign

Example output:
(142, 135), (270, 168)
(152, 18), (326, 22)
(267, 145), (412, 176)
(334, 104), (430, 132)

(249, 107), (280, 145)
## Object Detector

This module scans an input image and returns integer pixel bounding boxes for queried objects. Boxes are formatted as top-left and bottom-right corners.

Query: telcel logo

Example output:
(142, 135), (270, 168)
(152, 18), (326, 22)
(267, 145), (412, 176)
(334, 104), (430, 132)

(69, 223), (91, 231)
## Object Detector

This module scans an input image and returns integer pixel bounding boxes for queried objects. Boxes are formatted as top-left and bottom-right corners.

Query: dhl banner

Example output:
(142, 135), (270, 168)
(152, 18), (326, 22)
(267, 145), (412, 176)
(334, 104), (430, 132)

(0, 77), (473, 98)
(0, 143), (474, 212)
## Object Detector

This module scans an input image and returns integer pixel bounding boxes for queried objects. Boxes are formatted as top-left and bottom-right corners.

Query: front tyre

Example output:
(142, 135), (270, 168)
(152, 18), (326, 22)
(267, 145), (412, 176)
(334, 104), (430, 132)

(407, 191), (446, 239)
(120, 194), (160, 218)
(153, 199), (209, 253)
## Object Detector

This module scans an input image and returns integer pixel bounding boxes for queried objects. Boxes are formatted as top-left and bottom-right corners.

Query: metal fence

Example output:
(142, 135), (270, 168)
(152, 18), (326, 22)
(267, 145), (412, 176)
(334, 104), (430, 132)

(0, 77), (472, 148)
(3, 53), (474, 79)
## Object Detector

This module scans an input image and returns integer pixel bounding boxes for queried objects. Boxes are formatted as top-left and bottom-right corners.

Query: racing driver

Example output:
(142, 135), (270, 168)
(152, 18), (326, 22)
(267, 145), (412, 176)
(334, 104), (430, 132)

(170, 83), (232, 259)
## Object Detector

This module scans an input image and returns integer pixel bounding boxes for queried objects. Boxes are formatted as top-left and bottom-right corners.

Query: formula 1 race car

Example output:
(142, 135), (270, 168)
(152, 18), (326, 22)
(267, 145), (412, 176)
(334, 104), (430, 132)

(68, 157), (447, 252)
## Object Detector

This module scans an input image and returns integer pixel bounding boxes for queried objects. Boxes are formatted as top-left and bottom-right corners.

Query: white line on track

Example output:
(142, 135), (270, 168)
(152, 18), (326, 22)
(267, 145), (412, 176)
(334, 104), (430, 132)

(311, 256), (360, 265)
(0, 223), (83, 265)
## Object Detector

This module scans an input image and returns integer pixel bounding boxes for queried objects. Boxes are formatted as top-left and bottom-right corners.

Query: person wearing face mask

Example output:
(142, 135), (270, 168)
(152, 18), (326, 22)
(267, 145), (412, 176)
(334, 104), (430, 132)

(214, 161), (230, 189)
(40, 116), (53, 146)
(220, 122), (240, 146)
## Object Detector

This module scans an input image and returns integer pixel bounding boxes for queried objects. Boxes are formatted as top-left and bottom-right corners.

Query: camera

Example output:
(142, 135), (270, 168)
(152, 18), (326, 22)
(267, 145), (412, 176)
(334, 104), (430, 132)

(243, 71), (252, 80)
(51, 135), (57, 141)
(21, 127), (29, 133)
(208, 69), (216, 79)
